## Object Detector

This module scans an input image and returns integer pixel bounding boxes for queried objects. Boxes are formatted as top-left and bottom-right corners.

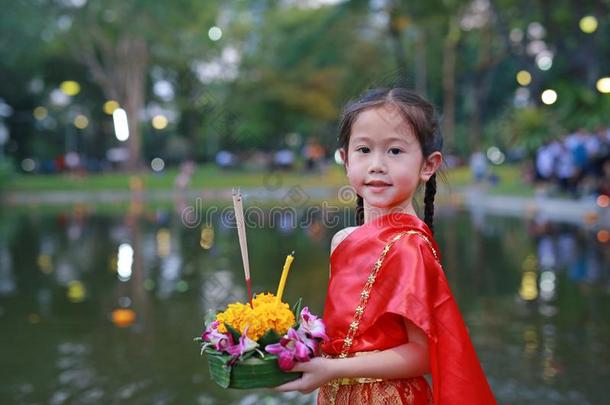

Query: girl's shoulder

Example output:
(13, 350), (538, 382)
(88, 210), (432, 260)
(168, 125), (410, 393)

(330, 226), (359, 255)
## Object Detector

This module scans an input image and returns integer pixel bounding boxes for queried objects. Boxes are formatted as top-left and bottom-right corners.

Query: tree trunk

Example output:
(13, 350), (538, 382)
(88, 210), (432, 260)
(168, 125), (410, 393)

(415, 28), (427, 97)
(114, 37), (148, 171)
(78, 34), (149, 171)
(469, 83), (482, 151)
(442, 17), (459, 152)
(470, 26), (492, 151)
(387, 1), (409, 87)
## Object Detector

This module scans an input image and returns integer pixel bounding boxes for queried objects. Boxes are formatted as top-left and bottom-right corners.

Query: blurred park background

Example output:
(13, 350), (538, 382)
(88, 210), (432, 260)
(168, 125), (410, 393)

(0, 0), (609, 404)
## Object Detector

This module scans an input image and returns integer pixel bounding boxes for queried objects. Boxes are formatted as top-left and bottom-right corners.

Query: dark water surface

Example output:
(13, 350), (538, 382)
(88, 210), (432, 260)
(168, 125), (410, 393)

(0, 204), (608, 404)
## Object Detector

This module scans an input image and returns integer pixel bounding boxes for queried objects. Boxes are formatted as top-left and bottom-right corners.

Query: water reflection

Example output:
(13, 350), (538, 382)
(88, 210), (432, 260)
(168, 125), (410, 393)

(0, 204), (608, 404)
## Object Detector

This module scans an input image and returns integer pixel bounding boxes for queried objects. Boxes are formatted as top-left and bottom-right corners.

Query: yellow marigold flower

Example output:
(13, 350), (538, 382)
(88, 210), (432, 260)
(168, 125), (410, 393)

(252, 301), (295, 337)
(216, 302), (251, 334)
(253, 292), (278, 305)
(214, 293), (296, 341)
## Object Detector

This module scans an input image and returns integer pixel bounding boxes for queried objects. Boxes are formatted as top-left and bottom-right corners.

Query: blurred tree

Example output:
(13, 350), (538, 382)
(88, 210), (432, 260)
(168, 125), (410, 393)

(1, 0), (609, 170)
(60, 0), (221, 169)
(209, 0), (395, 153)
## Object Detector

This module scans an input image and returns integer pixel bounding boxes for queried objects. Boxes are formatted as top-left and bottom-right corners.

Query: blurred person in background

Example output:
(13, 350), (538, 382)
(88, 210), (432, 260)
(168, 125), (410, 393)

(556, 138), (578, 197)
(469, 149), (488, 183)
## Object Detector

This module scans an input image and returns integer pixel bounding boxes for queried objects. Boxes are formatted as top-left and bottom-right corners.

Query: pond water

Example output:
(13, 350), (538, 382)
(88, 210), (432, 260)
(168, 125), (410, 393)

(0, 203), (608, 404)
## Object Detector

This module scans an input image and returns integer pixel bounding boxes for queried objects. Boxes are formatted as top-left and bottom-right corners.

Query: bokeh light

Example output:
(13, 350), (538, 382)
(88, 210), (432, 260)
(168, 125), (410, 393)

(541, 89), (557, 105)
(151, 157), (165, 172)
(73, 114), (89, 129)
(156, 228), (171, 256)
(509, 28), (523, 43)
(112, 308), (136, 328)
(60, 80), (80, 96)
(527, 22), (545, 39)
(21, 158), (36, 172)
(519, 271), (538, 301)
(486, 146), (505, 165)
(113, 108), (129, 141)
(596, 77), (610, 94)
(536, 52), (553, 71)
(152, 114), (168, 130)
(103, 100), (120, 115)
(200, 225), (214, 250)
(579, 16), (598, 33)
(208, 26), (222, 41)
(597, 230), (609, 243)
(597, 194), (609, 208)
(50, 89), (70, 107)
(33, 106), (48, 120)
(37, 254), (53, 274)
(67, 280), (86, 303)
(516, 70), (532, 86)
(117, 243), (134, 282)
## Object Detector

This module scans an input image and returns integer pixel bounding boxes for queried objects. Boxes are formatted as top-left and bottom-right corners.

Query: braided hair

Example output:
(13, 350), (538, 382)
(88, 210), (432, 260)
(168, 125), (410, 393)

(337, 88), (443, 233)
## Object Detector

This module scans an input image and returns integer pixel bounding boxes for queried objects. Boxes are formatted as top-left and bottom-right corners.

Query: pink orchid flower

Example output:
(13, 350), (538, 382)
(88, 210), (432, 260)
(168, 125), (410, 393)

(265, 328), (311, 371)
(201, 321), (234, 351)
(297, 307), (329, 352)
(226, 327), (259, 362)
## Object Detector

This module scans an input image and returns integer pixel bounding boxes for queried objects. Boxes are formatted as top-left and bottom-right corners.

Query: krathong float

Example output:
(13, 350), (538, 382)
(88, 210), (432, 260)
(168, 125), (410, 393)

(194, 190), (327, 389)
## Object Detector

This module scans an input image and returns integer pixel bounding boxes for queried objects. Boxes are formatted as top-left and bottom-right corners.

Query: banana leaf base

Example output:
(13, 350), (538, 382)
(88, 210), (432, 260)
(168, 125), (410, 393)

(205, 351), (302, 389)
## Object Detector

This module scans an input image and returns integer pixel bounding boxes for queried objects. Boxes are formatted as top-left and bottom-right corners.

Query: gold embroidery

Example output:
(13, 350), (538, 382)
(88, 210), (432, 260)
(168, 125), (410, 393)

(319, 377), (432, 404)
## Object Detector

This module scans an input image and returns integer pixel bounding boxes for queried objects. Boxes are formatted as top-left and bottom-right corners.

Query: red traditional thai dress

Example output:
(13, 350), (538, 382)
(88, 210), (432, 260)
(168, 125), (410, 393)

(318, 213), (496, 405)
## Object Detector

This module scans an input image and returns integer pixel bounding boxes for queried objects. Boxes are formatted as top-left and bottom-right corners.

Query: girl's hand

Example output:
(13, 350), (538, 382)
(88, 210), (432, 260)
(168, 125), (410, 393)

(274, 357), (336, 394)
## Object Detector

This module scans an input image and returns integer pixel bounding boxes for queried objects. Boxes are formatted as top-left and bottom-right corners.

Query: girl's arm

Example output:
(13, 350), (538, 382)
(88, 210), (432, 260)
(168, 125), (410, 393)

(275, 319), (430, 394)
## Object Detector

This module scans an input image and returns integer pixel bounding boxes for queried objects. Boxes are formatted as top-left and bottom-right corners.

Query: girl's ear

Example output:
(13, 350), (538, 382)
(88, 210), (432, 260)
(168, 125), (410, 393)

(419, 152), (442, 182)
(339, 148), (348, 169)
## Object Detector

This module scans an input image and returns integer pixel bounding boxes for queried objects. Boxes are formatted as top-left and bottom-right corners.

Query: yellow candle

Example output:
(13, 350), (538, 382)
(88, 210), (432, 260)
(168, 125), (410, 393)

(276, 252), (295, 302)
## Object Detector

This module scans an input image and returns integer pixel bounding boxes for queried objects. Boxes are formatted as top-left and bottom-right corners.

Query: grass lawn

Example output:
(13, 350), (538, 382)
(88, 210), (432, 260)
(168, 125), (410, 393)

(2, 163), (533, 196)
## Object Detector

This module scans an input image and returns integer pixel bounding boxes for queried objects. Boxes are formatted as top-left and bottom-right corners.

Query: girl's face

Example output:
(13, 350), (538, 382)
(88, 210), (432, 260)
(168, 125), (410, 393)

(341, 105), (440, 220)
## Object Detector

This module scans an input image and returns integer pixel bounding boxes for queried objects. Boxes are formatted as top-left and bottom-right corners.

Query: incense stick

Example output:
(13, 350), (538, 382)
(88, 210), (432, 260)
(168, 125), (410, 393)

(232, 188), (253, 306)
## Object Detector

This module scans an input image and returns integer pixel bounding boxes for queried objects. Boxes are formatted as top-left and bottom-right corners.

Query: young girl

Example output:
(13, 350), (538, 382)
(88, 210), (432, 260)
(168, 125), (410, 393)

(276, 88), (496, 404)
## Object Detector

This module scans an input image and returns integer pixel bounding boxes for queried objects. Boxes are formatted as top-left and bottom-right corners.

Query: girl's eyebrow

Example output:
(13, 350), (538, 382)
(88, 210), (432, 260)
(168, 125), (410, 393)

(350, 135), (372, 143)
(385, 136), (411, 144)
(351, 135), (411, 144)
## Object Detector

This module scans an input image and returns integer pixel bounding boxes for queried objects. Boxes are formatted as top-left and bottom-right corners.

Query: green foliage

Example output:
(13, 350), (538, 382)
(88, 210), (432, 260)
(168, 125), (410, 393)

(1, 0), (609, 163)
(291, 297), (303, 323)
(552, 82), (610, 131)
(257, 329), (281, 347)
(0, 158), (14, 189)
(224, 323), (242, 343)
(490, 106), (557, 153)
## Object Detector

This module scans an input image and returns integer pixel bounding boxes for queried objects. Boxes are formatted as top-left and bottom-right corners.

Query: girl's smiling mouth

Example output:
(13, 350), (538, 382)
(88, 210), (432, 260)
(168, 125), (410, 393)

(365, 180), (392, 188)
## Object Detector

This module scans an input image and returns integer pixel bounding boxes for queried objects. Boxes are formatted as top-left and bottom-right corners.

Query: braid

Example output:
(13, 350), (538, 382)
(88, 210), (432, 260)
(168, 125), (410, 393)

(423, 173), (437, 234)
(356, 195), (364, 226)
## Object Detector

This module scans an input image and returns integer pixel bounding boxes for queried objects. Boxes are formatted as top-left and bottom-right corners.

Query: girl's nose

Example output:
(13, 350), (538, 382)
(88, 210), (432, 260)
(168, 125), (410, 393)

(368, 153), (387, 173)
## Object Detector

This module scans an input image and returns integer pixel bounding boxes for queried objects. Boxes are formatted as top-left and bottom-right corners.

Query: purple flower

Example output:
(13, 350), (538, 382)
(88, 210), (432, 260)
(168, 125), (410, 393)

(201, 321), (234, 351)
(265, 328), (311, 371)
(297, 307), (328, 352)
(225, 327), (259, 362)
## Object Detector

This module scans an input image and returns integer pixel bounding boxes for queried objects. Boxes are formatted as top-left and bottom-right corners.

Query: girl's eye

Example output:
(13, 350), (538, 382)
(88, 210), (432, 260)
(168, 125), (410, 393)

(389, 148), (402, 155)
(356, 147), (370, 153)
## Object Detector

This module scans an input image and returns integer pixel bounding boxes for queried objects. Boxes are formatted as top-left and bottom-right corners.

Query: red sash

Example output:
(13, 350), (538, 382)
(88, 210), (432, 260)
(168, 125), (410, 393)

(322, 213), (496, 404)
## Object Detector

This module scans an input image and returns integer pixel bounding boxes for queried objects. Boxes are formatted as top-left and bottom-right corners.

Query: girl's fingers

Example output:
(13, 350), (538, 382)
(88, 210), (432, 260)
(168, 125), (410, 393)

(290, 363), (307, 372)
(274, 379), (303, 392)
